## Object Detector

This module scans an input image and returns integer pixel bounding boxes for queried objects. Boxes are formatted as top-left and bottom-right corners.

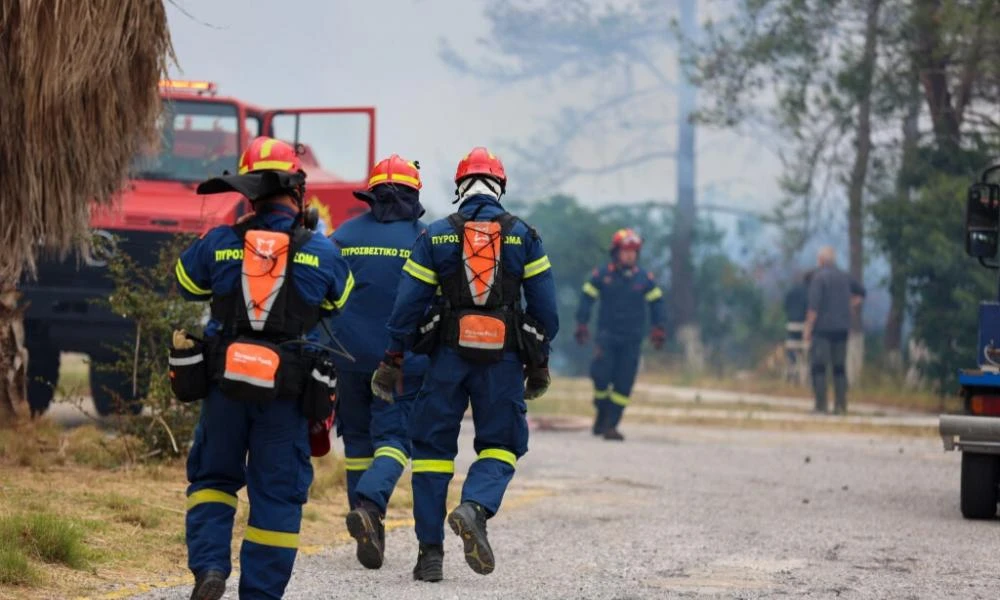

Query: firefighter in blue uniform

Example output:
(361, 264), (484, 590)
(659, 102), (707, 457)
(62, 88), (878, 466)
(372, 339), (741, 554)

(575, 229), (665, 441)
(173, 137), (353, 600)
(326, 154), (429, 570)
(371, 147), (558, 582)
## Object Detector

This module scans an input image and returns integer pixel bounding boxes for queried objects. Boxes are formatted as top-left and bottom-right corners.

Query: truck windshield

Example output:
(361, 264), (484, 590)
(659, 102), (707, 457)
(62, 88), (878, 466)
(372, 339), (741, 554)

(132, 99), (240, 183)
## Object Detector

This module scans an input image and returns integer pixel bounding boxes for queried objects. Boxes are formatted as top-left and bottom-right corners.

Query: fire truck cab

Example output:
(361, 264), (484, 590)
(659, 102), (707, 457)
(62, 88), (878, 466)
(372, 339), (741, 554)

(21, 80), (375, 415)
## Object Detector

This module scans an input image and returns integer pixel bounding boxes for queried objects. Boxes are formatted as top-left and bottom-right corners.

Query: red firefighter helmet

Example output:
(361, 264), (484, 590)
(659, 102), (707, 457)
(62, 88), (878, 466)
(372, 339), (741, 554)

(238, 136), (302, 175)
(197, 136), (305, 201)
(454, 147), (507, 189)
(611, 228), (643, 252)
(366, 154), (422, 190)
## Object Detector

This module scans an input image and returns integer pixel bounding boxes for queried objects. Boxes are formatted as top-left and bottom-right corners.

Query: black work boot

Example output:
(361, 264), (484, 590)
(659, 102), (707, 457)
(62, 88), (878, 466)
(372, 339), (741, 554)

(412, 543), (444, 582)
(345, 499), (385, 569)
(603, 428), (625, 441)
(190, 570), (226, 600)
(447, 501), (495, 575)
(592, 401), (608, 435)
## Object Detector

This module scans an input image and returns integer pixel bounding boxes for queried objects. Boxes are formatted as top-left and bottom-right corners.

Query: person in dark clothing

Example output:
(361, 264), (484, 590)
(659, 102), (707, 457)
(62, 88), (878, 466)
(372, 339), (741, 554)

(373, 147), (559, 582)
(328, 154), (429, 571)
(804, 247), (866, 414)
(175, 137), (354, 599)
(575, 229), (666, 441)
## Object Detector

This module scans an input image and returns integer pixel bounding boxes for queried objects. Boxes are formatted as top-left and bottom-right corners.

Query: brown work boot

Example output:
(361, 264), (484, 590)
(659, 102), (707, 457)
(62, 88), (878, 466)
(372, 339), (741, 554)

(345, 499), (385, 569)
(190, 570), (226, 600)
(447, 502), (495, 575)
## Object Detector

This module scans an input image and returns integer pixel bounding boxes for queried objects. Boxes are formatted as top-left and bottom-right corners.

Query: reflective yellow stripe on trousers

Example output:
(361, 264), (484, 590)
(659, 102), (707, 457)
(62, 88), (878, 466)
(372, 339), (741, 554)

(411, 459), (455, 474)
(477, 448), (517, 468)
(610, 391), (630, 406)
(186, 489), (238, 510)
(374, 446), (409, 468)
(244, 526), (299, 549)
(345, 457), (373, 471)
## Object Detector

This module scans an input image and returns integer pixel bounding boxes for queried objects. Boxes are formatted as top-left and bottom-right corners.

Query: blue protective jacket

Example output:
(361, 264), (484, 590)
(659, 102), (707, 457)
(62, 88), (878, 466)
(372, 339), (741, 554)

(175, 205), (354, 338)
(576, 262), (665, 341)
(328, 212), (427, 372)
(385, 194), (559, 354)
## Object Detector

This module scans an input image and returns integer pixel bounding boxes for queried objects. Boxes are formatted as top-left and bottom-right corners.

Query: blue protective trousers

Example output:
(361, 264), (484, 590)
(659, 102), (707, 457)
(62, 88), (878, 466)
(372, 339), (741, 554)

(409, 347), (528, 544)
(336, 359), (424, 513)
(185, 387), (312, 599)
(591, 333), (643, 431)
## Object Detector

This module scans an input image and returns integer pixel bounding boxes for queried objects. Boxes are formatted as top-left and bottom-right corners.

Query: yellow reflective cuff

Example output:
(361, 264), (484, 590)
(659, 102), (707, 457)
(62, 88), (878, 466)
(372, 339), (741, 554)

(244, 526), (299, 549)
(345, 456), (373, 471)
(374, 446), (409, 468)
(412, 459), (455, 474)
(610, 391), (630, 406)
(187, 489), (238, 511)
(645, 287), (663, 302)
(334, 271), (355, 310)
(523, 256), (551, 279)
(478, 448), (517, 468)
(175, 260), (211, 296)
(402, 258), (438, 286)
(582, 281), (600, 298)
(594, 388), (611, 399)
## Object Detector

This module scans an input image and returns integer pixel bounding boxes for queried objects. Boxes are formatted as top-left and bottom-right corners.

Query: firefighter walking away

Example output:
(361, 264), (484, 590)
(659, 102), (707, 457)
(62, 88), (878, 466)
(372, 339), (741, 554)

(171, 137), (353, 599)
(575, 228), (666, 441)
(372, 147), (559, 582)
(326, 154), (429, 570)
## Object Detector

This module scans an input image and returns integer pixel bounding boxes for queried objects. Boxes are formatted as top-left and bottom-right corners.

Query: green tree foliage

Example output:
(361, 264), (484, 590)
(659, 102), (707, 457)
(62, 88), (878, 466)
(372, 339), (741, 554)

(512, 195), (770, 374)
(693, 0), (1000, 391)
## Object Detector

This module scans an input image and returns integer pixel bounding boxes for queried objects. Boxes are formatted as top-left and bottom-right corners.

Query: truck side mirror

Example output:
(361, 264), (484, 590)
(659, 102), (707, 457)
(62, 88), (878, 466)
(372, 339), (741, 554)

(965, 183), (1000, 258)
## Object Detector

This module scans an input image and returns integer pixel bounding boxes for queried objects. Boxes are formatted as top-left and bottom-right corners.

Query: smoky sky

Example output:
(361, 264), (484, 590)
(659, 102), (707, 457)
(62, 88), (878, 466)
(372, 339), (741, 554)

(165, 0), (783, 218)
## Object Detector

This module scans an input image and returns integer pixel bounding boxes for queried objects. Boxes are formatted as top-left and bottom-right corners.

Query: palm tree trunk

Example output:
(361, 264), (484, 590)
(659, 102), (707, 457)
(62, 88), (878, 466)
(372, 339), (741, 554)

(0, 290), (27, 422)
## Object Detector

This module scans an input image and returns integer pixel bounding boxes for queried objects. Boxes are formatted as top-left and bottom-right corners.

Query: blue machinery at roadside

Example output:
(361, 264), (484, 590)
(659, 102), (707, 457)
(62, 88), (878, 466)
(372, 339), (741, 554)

(939, 163), (1000, 519)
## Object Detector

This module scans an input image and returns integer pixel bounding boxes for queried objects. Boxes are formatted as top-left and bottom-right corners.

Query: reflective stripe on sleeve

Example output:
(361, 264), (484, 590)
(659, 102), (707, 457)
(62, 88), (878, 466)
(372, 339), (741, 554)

(523, 256), (552, 279)
(175, 260), (211, 296)
(402, 258), (439, 286)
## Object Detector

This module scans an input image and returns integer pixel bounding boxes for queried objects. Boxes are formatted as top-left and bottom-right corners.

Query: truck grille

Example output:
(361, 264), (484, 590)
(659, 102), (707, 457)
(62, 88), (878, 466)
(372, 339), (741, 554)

(23, 229), (177, 291)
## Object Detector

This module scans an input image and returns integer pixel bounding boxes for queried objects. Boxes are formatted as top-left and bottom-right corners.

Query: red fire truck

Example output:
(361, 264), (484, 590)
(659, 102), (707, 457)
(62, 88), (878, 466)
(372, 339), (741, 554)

(21, 80), (375, 415)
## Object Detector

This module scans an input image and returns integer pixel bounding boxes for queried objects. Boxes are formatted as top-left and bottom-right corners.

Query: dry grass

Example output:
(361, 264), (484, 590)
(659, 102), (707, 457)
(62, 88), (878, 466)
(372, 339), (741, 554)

(0, 0), (172, 283)
(640, 370), (955, 414)
(537, 376), (945, 438)
(0, 427), (419, 599)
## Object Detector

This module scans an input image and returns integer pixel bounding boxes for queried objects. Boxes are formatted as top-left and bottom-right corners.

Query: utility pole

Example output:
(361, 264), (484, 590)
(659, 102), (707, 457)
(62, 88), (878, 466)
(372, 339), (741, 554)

(670, 0), (705, 372)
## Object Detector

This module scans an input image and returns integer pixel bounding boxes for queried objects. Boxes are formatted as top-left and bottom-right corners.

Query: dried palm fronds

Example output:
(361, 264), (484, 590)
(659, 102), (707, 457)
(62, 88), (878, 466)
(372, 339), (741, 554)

(0, 0), (174, 285)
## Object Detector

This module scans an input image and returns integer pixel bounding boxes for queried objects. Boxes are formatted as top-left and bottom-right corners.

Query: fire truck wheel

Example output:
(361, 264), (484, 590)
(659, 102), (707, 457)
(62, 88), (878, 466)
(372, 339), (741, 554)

(960, 452), (1000, 520)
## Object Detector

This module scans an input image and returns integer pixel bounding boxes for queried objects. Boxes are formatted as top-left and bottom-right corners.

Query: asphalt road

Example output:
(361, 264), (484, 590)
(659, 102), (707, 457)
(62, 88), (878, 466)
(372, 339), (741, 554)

(129, 419), (1000, 600)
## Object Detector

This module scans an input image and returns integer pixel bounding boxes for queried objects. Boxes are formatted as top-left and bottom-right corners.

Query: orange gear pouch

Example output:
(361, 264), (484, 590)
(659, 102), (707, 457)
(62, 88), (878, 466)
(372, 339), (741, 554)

(219, 338), (283, 403)
(455, 311), (507, 364)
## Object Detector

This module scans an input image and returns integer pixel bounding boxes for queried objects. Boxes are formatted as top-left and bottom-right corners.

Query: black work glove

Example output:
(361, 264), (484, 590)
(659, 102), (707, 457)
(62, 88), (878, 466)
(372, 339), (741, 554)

(524, 360), (551, 401)
(371, 351), (404, 403)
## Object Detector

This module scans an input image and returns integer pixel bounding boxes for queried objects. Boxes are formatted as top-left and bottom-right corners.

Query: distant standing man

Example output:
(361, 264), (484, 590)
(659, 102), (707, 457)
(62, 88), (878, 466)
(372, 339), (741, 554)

(804, 247), (866, 414)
